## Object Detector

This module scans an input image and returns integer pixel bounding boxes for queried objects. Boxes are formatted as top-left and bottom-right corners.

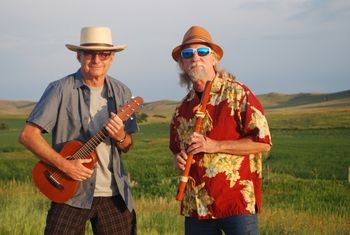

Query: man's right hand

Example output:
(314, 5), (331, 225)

(174, 150), (195, 171)
(60, 158), (94, 181)
(19, 123), (94, 181)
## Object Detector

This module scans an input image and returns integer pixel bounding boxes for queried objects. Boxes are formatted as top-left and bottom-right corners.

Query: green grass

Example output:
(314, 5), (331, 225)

(266, 128), (350, 180)
(263, 173), (349, 215)
(123, 123), (179, 198)
(0, 152), (36, 180)
(0, 179), (48, 235)
(266, 107), (350, 129)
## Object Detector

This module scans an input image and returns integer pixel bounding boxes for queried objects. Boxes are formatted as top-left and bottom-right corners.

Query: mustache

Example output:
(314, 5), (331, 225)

(189, 62), (204, 69)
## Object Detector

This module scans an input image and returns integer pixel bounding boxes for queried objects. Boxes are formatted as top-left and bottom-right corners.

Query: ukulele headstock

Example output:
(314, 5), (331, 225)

(117, 96), (144, 121)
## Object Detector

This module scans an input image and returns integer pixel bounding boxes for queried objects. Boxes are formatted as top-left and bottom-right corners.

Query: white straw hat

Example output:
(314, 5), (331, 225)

(65, 26), (127, 52)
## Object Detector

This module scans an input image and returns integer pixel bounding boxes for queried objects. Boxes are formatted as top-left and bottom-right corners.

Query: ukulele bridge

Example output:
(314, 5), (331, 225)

(44, 170), (64, 191)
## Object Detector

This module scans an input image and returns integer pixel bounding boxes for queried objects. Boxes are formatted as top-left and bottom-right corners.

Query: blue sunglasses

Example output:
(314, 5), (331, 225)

(180, 47), (212, 59)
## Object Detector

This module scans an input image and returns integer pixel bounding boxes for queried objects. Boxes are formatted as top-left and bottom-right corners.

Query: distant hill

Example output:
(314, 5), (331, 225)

(0, 100), (36, 116)
(1, 89), (349, 117)
(141, 90), (350, 120)
(141, 100), (179, 120)
(258, 90), (350, 109)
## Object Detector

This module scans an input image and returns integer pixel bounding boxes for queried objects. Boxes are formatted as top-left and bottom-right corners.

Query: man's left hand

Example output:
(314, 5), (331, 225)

(105, 112), (126, 141)
(186, 132), (217, 155)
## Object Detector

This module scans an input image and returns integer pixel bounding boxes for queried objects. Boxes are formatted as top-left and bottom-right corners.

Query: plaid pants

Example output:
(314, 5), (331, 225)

(44, 195), (136, 235)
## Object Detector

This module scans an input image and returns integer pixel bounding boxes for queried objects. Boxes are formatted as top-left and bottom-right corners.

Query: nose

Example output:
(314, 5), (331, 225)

(192, 52), (201, 62)
(91, 54), (101, 63)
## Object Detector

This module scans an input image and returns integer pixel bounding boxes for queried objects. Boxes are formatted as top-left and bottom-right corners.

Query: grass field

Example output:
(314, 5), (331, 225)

(1, 106), (350, 234)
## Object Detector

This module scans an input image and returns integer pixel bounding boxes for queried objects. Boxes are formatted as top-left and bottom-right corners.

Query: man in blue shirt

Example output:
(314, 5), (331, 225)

(19, 26), (137, 234)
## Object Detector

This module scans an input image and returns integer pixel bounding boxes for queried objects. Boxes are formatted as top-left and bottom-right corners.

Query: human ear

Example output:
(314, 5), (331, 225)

(110, 52), (116, 61)
(76, 52), (81, 62)
(212, 57), (218, 66)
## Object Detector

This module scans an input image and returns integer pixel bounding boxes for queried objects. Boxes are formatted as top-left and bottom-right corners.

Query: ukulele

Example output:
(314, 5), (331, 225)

(32, 96), (143, 203)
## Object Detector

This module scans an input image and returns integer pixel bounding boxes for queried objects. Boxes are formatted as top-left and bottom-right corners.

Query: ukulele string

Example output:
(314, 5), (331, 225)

(48, 98), (140, 181)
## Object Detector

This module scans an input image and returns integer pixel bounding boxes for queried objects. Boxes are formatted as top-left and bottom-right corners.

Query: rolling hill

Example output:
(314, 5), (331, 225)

(0, 100), (36, 116)
(258, 89), (350, 109)
(141, 89), (350, 120)
(0, 89), (349, 117)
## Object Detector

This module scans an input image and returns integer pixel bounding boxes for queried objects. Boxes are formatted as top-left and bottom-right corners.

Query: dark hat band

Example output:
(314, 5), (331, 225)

(80, 43), (114, 47)
(183, 36), (210, 44)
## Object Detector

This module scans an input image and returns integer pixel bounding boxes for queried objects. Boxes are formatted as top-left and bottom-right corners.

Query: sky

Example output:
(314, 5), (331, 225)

(1, 0), (349, 103)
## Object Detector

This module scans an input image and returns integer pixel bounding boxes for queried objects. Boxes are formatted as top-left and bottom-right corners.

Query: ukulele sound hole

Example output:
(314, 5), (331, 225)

(44, 170), (64, 191)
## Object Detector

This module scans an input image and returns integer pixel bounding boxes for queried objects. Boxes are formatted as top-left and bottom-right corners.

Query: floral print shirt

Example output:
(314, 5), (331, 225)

(169, 73), (271, 219)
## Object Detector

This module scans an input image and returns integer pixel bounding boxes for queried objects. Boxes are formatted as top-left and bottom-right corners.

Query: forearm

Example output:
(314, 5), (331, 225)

(18, 124), (66, 169)
(187, 132), (271, 156)
(211, 137), (271, 155)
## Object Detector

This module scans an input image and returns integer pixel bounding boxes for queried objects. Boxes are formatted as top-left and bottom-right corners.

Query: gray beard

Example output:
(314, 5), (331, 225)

(187, 64), (208, 82)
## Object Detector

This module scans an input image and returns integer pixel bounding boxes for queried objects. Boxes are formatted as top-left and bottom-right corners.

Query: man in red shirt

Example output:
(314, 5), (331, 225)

(169, 26), (272, 234)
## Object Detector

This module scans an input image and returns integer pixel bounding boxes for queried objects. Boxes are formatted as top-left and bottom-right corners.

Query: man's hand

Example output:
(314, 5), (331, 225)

(174, 150), (195, 171)
(60, 158), (93, 181)
(105, 112), (126, 141)
(105, 112), (133, 153)
(186, 132), (217, 155)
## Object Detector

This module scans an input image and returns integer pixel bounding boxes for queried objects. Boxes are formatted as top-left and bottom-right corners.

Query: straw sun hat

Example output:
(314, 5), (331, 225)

(65, 26), (127, 52)
(172, 26), (223, 62)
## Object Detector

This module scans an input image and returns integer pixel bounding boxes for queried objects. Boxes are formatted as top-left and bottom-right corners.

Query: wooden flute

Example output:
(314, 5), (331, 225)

(176, 80), (213, 201)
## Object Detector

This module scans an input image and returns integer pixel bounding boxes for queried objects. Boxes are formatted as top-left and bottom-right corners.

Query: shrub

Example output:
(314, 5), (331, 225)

(0, 123), (9, 130)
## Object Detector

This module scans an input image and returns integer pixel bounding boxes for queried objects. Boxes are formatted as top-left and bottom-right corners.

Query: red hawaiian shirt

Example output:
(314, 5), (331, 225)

(169, 73), (272, 219)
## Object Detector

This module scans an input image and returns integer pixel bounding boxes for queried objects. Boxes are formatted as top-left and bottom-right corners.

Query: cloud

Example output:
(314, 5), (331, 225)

(286, 0), (350, 23)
